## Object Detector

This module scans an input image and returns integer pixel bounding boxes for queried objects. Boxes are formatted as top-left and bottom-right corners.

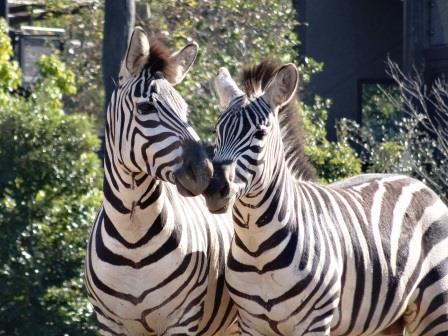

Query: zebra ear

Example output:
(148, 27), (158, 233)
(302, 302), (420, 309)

(214, 67), (245, 109)
(263, 64), (298, 110)
(124, 27), (150, 77)
(169, 42), (199, 85)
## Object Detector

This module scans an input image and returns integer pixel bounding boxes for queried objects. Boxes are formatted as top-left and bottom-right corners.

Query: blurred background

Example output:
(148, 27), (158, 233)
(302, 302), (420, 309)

(0, 0), (446, 334)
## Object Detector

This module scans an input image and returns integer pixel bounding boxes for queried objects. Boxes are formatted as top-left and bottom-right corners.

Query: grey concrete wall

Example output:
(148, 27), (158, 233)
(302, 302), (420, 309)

(297, 0), (403, 139)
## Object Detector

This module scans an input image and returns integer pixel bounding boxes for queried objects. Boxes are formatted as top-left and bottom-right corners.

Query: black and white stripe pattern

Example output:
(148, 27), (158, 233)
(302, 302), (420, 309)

(85, 28), (237, 335)
(202, 62), (448, 335)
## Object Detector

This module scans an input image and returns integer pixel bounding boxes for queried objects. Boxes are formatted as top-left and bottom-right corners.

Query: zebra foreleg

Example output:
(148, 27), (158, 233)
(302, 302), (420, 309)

(404, 269), (448, 332)
(375, 317), (406, 336)
(404, 289), (448, 336)
(96, 314), (127, 336)
(221, 319), (241, 336)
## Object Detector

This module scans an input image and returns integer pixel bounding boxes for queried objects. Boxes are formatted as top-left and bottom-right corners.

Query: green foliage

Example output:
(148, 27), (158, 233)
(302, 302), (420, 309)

(302, 97), (362, 183)
(146, 0), (300, 141)
(30, 0), (104, 127)
(347, 82), (418, 174)
(144, 0), (360, 182)
(38, 54), (77, 96)
(0, 19), (101, 335)
(0, 19), (21, 91)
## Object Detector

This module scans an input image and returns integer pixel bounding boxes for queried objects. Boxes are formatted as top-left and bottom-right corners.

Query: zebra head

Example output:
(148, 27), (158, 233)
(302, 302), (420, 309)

(107, 27), (212, 195)
(203, 64), (299, 213)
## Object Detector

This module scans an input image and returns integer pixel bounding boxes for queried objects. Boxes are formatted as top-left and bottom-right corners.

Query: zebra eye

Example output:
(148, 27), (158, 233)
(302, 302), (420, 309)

(136, 102), (157, 115)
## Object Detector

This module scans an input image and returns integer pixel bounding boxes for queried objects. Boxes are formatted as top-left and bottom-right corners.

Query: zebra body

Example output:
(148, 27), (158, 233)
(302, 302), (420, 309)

(225, 173), (447, 335)
(197, 61), (448, 335)
(85, 28), (237, 335)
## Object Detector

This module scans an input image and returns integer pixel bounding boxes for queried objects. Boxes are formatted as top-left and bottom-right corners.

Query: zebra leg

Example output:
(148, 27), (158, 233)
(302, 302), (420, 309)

(221, 319), (241, 335)
(403, 215), (448, 336)
(404, 279), (448, 336)
(95, 311), (127, 336)
(236, 314), (266, 336)
(375, 317), (406, 336)
(302, 313), (334, 336)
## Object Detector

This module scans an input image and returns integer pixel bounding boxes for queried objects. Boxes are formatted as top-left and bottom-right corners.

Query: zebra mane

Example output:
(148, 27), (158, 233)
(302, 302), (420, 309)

(146, 37), (177, 81)
(241, 58), (317, 181)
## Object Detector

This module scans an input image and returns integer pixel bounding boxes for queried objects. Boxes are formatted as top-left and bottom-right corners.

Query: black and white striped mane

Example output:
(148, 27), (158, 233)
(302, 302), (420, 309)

(241, 58), (317, 181)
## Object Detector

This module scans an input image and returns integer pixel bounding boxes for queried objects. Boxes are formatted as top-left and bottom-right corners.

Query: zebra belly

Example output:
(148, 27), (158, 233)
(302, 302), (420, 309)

(328, 229), (428, 335)
(330, 281), (413, 336)
(226, 242), (417, 335)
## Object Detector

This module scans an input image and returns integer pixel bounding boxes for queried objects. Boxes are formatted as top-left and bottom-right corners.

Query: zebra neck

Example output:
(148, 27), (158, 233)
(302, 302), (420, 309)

(233, 164), (299, 245)
(102, 170), (173, 245)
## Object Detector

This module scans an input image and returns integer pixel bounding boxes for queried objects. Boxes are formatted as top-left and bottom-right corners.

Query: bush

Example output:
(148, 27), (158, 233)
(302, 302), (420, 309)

(30, 0), (104, 127)
(0, 19), (101, 335)
(302, 96), (362, 182)
(345, 60), (448, 202)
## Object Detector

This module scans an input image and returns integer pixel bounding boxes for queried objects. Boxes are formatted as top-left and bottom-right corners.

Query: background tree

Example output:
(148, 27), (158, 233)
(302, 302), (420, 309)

(0, 19), (101, 335)
(302, 96), (362, 182)
(30, 0), (104, 127)
(143, 0), (361, 182)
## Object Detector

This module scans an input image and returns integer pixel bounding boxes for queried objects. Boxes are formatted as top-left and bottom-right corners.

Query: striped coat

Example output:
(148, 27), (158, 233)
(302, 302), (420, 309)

(85, 28), (237, 335)
(195, 60), (448, 335)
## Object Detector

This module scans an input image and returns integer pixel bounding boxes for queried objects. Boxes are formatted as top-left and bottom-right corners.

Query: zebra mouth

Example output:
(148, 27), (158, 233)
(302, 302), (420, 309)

(208, 204), (229, 214)
(174, 177), (196, 197)
(204, 196), (233, 214)
(173, 166), (211, 197)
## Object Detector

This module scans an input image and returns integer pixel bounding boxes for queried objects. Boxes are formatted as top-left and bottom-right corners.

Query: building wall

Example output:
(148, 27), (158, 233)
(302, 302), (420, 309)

(296, 0), (403, 139)
(423, 0), (448, 82)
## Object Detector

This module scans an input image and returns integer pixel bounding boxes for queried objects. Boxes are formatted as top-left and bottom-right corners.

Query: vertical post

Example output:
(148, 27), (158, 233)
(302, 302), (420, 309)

(101, 0), (135, 159)
(0, 0), (8, 24)
(102, 0), (135, 111)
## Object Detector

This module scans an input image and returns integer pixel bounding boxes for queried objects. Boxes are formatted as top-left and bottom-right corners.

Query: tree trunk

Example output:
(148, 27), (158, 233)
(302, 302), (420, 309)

(102, 0), (135, 112)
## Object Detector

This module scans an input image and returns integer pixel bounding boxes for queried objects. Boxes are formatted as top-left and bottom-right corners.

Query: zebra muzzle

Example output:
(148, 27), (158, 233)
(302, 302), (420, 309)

(173, 139), (213, 196)
(203, 161), (236, 213)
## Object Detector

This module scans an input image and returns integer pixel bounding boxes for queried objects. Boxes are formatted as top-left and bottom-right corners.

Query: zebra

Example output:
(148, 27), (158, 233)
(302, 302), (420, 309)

(180, 58), (448, 335)
(84, 27), (238, 335)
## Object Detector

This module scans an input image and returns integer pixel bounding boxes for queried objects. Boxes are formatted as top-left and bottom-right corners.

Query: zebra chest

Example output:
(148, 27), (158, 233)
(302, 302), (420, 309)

(91, 252), (209, 334)
(226, 262), (309, 318)
(89, 222), (210, 333)
(226, 267), (317, 336)
(226, 234), (339, 334)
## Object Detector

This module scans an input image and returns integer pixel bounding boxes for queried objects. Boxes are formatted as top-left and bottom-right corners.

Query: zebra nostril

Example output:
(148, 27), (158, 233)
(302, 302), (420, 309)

(220, 181), (230, 198)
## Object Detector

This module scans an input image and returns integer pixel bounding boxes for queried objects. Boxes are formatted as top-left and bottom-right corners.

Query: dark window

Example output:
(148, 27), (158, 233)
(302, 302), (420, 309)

(358, 79), (401, 141)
